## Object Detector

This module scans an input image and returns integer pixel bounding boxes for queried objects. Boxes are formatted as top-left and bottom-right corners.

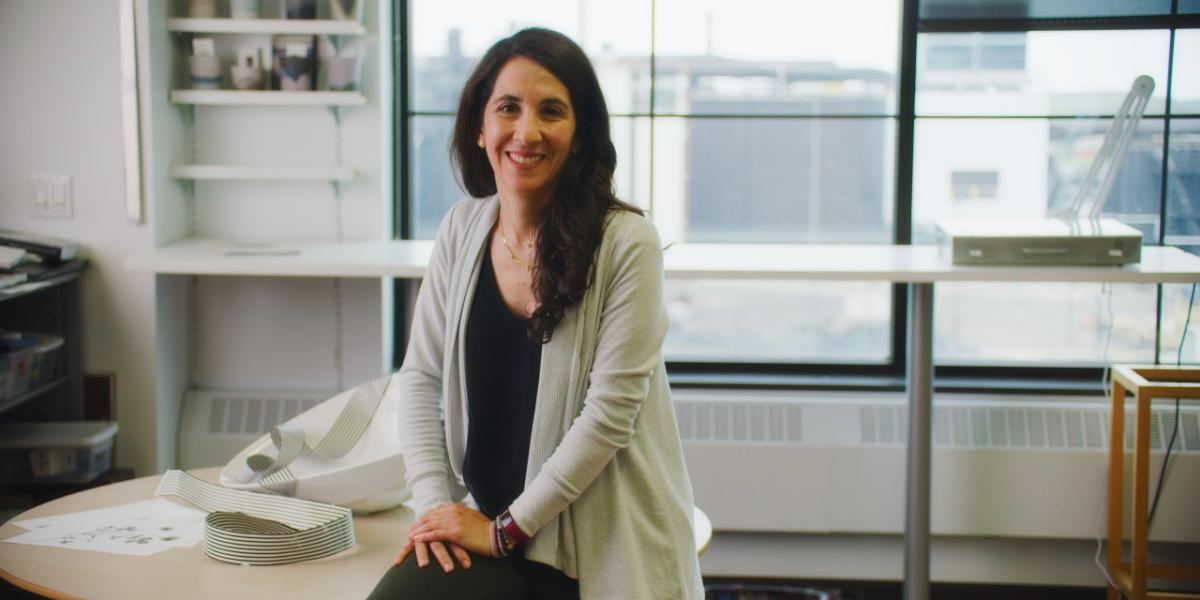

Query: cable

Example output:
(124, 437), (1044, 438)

(1093, 283), (1120, 591)
(1102, 282), (1115, 363)
(1093, 476), (1121, 592)
(1147, 282), (1196, 526)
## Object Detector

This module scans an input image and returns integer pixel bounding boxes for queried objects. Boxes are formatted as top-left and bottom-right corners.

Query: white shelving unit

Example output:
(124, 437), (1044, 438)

(169, 89), (366, 106)
(167, 17), (366, 35)
(171, 164), (355, 181)
(128, 2), (390, 472)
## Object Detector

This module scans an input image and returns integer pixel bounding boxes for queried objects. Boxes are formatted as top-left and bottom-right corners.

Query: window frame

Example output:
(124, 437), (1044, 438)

(391, 0), (1200, 394)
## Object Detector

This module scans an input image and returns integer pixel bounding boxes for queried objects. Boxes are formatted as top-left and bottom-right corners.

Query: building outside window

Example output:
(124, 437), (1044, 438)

(396, 0), (1200, 385)
(951, 171), (999, 202)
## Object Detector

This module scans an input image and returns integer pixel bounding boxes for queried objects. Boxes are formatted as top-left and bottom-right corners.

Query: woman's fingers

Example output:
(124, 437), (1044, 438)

(396, 539), (472, 574)
(393, 540), (414, 565)
(429, 541), (454, 573)
(406, 520), (427, 540)
(450, 543), (472, 569)
(404, 504), (493, 558)
(414, 540), (430, 568)
(407, 510), (445, 539)
(409, 512), (455, 542)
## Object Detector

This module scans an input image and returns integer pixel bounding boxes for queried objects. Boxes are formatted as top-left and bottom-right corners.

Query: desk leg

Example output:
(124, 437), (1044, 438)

(905, 283), (934, 600)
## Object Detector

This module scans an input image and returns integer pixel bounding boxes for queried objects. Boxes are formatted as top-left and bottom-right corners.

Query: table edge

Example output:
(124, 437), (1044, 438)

(0, 565), (84, 600)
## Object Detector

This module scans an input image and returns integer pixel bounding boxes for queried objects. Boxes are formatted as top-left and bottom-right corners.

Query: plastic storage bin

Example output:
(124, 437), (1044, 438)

(0, 421), (118, 483)
(0, 334), (36, 399)
(28, 333), (64, 388)
(0, 332), (64, 397)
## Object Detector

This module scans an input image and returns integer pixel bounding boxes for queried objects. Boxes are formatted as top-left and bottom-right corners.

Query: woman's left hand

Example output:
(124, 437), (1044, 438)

(406, 503), (494, 557)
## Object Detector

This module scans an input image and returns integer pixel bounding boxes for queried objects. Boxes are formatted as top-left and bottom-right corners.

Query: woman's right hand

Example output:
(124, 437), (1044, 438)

(394, 539), (472, 573)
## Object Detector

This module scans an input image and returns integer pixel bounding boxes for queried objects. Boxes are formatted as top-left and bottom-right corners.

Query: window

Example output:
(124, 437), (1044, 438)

(404, 0), (651, 239)
(396, 1), (1200, 387)
(912, 19), (1188, 368)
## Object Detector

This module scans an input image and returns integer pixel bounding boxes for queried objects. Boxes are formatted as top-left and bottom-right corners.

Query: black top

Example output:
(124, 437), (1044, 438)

(463, 247), (542, 519)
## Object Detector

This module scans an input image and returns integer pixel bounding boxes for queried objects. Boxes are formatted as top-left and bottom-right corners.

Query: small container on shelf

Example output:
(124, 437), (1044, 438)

(189, 56), (222, 89)
(0, 333), (36, 399)
(28, 333), (64, 388)
(0, 421), (118, 484)
(230, 46), (264, 90)
(330, 0), (363, 22)
(190, 37), (221, 90)
(230, 0), (260, 19)
(320, 38), (365, 92)
(188, 0), (217, 18)
(272, 35), (317, 91)
(322, 55), (361, 91)
(284, 0), (316, 19)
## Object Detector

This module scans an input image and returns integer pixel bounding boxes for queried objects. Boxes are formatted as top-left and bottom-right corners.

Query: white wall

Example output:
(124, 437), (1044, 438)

(0, 0), (160, 476)
(0, 0), (391, 476)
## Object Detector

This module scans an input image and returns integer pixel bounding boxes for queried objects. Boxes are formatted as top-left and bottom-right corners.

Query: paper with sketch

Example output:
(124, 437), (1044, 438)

(3, 498), (205, 556)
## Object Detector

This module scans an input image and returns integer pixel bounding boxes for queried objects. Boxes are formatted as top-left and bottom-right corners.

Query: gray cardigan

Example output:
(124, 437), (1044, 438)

(396, 196), (703, 599)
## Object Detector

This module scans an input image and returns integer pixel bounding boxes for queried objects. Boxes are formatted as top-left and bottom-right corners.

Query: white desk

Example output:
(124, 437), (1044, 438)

(1, 469), (714, 599)
(0, 468), (410, 600)
(129, 238), (1200, 283)
(130, 240), (1200, 599)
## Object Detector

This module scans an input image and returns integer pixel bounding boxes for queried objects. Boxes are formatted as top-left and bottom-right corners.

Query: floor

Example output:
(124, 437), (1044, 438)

(0, 573), (1126, 599)
(702, 578), (1109, 600)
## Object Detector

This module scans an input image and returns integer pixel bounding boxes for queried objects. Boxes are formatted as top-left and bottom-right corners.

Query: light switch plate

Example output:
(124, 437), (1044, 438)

(27, 174), (73, 219)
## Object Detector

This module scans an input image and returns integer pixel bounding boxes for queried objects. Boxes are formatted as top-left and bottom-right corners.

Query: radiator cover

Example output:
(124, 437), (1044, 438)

(676, 390), (1200, 543)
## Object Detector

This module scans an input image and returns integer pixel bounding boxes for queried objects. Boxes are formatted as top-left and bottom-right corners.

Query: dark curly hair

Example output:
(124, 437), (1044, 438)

(451, 27), (640, 343)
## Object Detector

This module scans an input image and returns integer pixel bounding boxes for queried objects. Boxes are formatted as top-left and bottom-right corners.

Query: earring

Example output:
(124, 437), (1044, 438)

(477, 136), (485, 148)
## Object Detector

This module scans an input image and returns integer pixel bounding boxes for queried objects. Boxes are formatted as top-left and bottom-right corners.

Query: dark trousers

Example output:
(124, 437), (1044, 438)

(366, 551), (579, 600)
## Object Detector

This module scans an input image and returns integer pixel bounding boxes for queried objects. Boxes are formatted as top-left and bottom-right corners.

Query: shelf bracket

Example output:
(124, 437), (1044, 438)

(331, 102), (345, 240)
(182, 100), (196, 126)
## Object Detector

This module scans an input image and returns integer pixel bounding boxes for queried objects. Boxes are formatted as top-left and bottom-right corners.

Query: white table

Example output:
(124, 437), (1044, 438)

(0, 468), (409, 599)
(130, 240), (1200, 599)
(0, 468), (714, 599)
(668, 244), (1200, 600)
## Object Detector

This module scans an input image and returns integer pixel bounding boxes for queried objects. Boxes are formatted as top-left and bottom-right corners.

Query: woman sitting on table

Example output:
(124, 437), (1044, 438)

(367, 27), (703, 600)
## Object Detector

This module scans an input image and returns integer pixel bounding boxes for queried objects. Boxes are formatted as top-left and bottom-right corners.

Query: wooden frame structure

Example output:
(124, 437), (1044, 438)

(1108, 365), (1200, 600)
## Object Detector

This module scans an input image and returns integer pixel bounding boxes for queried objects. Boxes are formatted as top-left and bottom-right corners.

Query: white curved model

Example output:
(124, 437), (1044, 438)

(219, 373), (409, 513)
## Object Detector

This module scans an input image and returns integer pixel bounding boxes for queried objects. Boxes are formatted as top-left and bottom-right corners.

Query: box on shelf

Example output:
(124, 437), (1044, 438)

(0, 334), (36, 399)
(0, 332), (63, 399)
(0, 421), (118, 483)
(28, 333), (64, 388)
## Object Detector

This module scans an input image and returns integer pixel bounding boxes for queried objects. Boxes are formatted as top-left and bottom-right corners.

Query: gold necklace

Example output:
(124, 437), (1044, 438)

(499, 218), (535, 272)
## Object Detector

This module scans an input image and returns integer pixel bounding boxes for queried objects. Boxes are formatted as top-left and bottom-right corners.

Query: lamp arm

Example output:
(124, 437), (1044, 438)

(1058, 75), (1155, 220)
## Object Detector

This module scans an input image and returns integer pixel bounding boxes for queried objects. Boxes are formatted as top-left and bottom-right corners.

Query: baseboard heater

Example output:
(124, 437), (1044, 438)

(675, 390), (1200, 543)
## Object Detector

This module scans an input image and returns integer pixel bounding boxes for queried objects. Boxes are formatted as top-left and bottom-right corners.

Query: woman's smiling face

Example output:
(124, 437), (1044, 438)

(479, 56), (577, 204)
